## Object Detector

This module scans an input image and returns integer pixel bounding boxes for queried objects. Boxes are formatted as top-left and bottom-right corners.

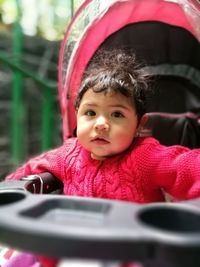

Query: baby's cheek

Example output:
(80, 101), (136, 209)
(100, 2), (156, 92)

(119, 131), (135, 146)
(77, 126), (90, 146)
(76, 127), (85, 142)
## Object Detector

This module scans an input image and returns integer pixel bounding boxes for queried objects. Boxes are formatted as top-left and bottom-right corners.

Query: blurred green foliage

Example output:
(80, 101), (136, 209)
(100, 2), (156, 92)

(0, 0), (85, 40)
(0, 0), (85, 177)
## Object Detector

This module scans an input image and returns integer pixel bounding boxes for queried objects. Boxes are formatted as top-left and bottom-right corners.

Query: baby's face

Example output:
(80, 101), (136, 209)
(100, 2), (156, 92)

(76, 89), (138, 160)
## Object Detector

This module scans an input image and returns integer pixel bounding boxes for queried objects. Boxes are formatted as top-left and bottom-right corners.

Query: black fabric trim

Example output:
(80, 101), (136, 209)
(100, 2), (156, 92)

(146, 75), (200, 114)
(143, 64), (200, 88)
(144, 112), (200, 148)
(99, 21), (200, 114)
(100, 21), (200, 69)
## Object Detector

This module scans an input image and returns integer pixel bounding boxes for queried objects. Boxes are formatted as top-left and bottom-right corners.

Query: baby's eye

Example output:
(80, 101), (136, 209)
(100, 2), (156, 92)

(111, 111), (124, 118)
(85, 110), (96, 116)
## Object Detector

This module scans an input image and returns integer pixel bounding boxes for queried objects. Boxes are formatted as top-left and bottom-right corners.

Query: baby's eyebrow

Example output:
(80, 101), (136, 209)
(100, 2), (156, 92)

(82, 103), (98, 107)
(109, 104), (131, 110)
(82, 103), (132, 111)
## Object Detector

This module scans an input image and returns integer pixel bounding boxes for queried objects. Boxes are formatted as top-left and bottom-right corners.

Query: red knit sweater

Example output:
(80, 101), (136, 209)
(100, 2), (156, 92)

(7, 137), (200, 202)
(6, 137), (200, 267)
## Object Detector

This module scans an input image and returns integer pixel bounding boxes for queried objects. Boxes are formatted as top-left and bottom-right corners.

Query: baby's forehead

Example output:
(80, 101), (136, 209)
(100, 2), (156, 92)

(81, 88), (134, 106)
(83, 87), (124, 97)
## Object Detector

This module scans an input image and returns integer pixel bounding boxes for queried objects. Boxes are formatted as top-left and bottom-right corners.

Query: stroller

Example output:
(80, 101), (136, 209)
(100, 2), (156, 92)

(1, 0), (200, 266)
(59, 0), (200, 147)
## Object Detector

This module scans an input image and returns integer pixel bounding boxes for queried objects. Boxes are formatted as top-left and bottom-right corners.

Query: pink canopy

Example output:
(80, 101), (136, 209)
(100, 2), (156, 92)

(58, 0), (200, 140)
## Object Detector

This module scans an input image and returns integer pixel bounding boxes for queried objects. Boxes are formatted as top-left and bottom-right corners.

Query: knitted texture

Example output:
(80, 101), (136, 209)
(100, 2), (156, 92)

(6, 137), (200, 202)
(5, 137), (200, 267)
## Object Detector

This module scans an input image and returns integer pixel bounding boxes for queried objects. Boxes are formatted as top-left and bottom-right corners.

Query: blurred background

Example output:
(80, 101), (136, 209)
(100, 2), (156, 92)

(0, 0), (84, 180)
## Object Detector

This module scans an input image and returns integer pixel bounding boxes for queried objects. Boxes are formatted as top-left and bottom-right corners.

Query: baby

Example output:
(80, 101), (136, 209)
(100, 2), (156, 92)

(5, 49), (200, 267)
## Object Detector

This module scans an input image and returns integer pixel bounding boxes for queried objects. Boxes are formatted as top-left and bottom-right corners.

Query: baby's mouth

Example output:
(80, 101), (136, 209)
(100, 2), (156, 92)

(91, 137), (110, 144)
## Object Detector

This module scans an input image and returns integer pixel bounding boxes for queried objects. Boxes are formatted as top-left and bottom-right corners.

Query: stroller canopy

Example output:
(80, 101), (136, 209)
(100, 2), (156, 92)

(58, 0), (200, 140)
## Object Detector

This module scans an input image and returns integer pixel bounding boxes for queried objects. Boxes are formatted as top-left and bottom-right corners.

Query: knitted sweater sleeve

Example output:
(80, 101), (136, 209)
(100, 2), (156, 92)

(135, 138), (200, 200)
(5, 138), (77, 181)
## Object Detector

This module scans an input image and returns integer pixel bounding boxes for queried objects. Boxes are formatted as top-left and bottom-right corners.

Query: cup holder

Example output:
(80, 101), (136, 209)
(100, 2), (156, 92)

(138, 205), (200, 233)
(0, 191), (26, 206)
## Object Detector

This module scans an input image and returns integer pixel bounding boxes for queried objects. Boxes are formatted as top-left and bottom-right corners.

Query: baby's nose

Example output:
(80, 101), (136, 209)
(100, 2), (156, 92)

(95, 117), (109, 131)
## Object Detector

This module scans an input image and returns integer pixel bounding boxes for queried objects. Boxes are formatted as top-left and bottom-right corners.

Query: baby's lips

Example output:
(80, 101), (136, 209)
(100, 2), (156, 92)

(91, 137), (110, 144)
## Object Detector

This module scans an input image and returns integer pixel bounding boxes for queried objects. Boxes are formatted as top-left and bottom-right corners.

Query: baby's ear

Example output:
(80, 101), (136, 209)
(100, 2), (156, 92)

(140, 114), (149, 128)
(136, 114), (151, 138)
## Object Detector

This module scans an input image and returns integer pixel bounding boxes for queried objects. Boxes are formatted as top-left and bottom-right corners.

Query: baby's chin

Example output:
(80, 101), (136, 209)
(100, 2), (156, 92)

(91, 151), (119, 160)
(91, 153), (108, 160)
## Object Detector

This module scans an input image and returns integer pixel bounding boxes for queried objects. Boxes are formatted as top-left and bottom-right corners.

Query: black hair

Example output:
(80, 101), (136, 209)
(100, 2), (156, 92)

(75, 49), (152, 122)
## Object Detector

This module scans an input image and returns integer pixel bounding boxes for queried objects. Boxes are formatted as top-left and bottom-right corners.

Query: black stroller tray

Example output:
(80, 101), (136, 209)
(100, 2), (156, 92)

(1, 190), (200, 266)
